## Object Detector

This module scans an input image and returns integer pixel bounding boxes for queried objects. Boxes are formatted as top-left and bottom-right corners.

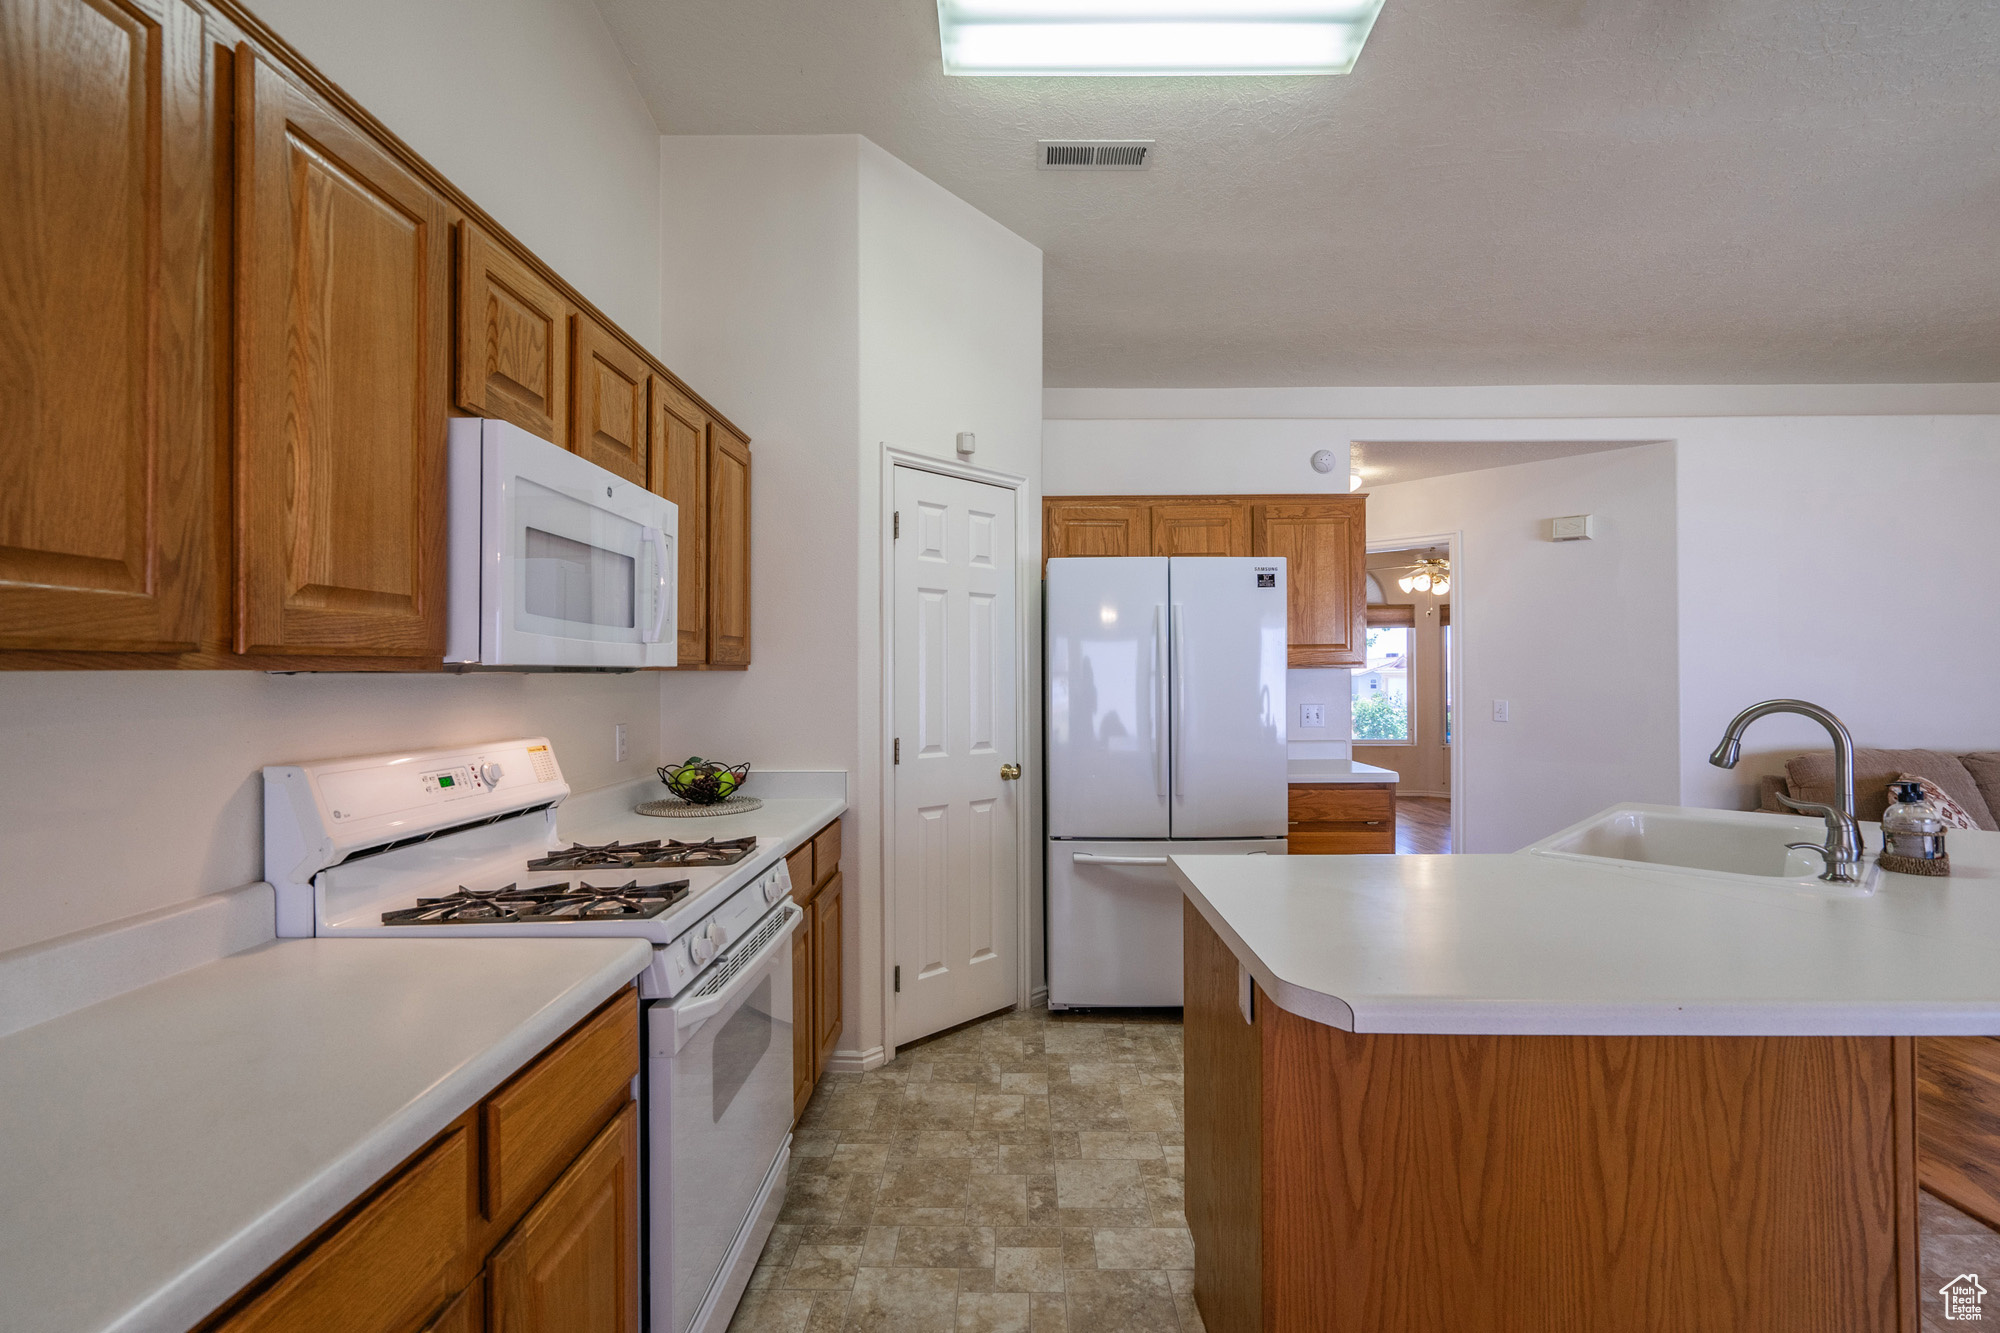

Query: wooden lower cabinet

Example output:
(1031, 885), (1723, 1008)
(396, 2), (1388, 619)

(1045, 494), (1367, 668)
(489, 1104), (640, 1333)
(1918, 1035), (2000, 1230)
(1287, 783), (1395, 854)
(1184, 904), (1921, 1333)
(792, 818), (845, 1120)
(202, 989), (639, 1333)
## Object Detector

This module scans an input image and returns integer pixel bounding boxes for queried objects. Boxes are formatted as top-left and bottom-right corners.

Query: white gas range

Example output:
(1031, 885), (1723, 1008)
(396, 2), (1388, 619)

(263, 738), (800, 1333)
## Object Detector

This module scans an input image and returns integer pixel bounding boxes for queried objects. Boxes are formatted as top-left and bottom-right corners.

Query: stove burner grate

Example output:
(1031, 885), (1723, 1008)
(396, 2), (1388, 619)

(524, 835), (757, 872)
(381, 878), (690, 926)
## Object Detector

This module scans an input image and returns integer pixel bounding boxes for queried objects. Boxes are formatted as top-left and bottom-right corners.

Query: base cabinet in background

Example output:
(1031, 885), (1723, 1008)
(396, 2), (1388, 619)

(1287, 783), (1395, 854)
(790, 819), (845, 1120)
(200, 989), (640, 1333)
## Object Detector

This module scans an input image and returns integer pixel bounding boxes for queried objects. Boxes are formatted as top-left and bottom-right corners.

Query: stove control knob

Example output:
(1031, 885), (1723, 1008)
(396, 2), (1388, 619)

(707, 921), (730, 952)
(689, 933), (716, 966)
(762, 874), (781, 905)
(481, 762), (504, 787)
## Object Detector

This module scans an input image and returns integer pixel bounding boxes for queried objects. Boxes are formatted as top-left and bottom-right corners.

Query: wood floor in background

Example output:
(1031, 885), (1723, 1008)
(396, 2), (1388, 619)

(1396, 795), (1452, 854)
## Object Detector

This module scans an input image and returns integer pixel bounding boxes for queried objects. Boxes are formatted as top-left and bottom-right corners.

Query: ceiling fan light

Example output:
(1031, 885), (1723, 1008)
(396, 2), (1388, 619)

(1431, 576), (1449, 596)
(1412, 573), (1432, 593)
(1397, 574), (1416, 593)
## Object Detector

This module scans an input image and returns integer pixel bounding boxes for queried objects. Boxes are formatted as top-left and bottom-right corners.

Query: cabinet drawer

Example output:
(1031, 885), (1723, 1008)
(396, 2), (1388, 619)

(484, 990), (638, 1229)
(785, 844), (814, 902)
(215, 1127), (471, 1333)
(1289, 786), (1394, 826)
(812, 819), (841, 886)
(1289, 829), (1396, 856)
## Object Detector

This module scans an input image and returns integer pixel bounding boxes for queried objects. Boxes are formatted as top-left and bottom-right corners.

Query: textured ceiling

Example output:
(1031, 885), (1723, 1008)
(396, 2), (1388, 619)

(1355, 440), (1651, 487)
(595, 0), (2000, 387)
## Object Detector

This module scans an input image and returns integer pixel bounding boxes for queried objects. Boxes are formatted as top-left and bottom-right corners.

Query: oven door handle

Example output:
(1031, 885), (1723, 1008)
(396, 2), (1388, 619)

(671, 901), (801, 1053)
(641, 526), (670, 644)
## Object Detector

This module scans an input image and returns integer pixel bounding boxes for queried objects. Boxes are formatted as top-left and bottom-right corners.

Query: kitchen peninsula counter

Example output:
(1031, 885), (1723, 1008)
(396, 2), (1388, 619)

(1174, 821), (2000, 1333)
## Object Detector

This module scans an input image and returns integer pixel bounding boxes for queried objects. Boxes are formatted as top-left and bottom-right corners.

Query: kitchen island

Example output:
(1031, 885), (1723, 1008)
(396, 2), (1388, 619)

(1173, 817), (2000, 1333)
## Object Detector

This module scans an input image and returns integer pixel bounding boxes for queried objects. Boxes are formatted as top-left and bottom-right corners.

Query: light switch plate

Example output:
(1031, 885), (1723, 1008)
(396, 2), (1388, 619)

(1300, 703), (1326, 728)
(1491, 699), (1511, 722)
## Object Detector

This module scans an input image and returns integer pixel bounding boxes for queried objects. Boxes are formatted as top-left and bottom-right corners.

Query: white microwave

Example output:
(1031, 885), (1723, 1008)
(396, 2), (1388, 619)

(446, 417), (677, 669)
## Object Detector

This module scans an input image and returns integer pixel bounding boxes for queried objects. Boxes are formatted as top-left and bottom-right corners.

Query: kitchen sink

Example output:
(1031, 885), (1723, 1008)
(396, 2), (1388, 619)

(1525, 804), (1882, 895)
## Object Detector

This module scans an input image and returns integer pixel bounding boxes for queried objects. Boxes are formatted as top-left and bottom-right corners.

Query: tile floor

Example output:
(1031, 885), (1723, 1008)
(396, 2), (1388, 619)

(733, 1002), (2000, 1333)
(728, 1004), (1197, 1333)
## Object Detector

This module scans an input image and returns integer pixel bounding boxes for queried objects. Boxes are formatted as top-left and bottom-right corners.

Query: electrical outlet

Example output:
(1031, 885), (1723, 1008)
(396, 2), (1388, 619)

(1491, 699), (1511, 723)
(1300, 703), (1326, 728)
(614, 722), (629, 763)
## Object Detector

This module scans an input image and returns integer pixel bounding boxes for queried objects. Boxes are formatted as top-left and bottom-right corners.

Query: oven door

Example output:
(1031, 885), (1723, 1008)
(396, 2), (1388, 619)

(649, 901), (801, 1333)
(448, 417), (676, 668)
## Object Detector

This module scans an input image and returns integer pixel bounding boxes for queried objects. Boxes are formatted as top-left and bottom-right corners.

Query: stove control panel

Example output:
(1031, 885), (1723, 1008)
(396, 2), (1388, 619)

(650, 858), (792, 997)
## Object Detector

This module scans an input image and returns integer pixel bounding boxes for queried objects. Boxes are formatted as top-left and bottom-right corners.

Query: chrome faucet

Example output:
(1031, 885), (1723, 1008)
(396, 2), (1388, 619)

(1708, 699), (1863, 883)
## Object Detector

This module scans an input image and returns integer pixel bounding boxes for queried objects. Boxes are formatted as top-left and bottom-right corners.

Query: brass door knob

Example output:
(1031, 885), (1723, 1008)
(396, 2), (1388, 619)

(1000, 763), (1022, 781)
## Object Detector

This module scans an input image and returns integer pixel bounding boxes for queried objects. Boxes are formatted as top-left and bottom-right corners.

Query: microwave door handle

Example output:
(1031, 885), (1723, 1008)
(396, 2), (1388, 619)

(640, 526), (669, 644)
(672, 901), (802, 1052)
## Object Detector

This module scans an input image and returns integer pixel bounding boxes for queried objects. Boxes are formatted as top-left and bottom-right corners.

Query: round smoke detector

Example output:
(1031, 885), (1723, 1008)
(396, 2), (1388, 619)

(1310, 449), (1339, 474)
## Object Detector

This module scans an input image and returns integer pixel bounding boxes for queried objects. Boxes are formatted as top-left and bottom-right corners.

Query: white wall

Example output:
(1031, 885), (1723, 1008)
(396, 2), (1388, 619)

(0, 0), (672, 956)
(659, 136), (1042, 1063)
(1044, 419), (1351, 495)
(1676, 421), (2000, 808)
(1366, 446), (1683, 850)
(247, 0), (664, 351)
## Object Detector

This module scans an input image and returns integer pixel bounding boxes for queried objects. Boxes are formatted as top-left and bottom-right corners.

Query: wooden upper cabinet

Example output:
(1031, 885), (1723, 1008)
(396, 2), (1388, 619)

(233, 47), (450, 658)
(650, 378), (709, 665)
(1151, 502), (1248, 557)
(570, 314), (648, 486)
(489, 1102), (640, 1333)
(1043, 500), (1146, 563)
(0, 0), (211, 652)
(455, 222), (567, 443)
(706, 424), (751, 667)
(1251, 497), (1366, 667)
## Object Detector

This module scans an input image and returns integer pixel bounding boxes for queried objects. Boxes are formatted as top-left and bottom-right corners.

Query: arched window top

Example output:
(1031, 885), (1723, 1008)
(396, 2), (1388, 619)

(1365, 572), (1385, 603)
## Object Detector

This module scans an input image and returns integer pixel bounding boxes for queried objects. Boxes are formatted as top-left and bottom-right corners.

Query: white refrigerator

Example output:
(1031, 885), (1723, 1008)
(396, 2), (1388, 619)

(1045, 556), (1288, 1008)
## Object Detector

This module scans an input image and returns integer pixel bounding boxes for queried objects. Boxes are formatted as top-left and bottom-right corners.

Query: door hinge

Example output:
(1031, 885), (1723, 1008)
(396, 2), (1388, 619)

(893, 510), (900, 539)
(894, 737), (900, 764)
(894, 965), (902, 993)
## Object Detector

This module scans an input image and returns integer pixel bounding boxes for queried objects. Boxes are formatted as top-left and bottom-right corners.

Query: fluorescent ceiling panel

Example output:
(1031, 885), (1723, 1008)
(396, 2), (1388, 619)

(938, 0), (1388, 77)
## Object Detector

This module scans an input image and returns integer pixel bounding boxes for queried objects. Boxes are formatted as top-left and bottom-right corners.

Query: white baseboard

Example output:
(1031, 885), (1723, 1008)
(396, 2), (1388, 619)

(823, 1045), (888, 1074)
(1029, 985), (1048, 1010)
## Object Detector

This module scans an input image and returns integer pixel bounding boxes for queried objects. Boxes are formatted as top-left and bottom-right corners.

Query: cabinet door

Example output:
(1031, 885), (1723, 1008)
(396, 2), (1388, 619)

(234, 48), (450, 658)
(215, 1126), (472, 1333)
(1044, 499), (1146, 564)
(0, 0), (211, 652)
(706, 425), (751, 666)
(1150, 502), (1247, 557)
(792, 900), (816, 1121)
(650, 378), (708, 664)
(456, 222), (567, 444)
(421, 1281), (481, 1333)
(489, 1102), (640, 1333)
(813, 872), (843, 1076)
(569, 313), (648, 486)
(1251, 498), (1366, 668)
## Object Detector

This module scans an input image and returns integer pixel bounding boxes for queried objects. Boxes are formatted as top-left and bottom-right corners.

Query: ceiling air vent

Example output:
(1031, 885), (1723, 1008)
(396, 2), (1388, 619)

(1038, 140), (1153, 170)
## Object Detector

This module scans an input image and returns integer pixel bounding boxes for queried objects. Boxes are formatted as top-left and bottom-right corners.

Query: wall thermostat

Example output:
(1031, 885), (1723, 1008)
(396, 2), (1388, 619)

(1310, 448), (1338, 474)
(1549, 514), (1595, 541)
(956, 432), (976, 457)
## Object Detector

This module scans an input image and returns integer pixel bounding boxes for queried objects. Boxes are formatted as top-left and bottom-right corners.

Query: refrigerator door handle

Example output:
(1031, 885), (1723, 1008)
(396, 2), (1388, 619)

(1071, 853), (1171, 866)
(1171, 603), (1187, 799)
(1152, 605), (1167, 798)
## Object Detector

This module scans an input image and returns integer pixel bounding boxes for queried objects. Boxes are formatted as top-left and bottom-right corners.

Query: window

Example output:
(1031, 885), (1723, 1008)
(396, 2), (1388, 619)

(1352, 623), (1411, 742)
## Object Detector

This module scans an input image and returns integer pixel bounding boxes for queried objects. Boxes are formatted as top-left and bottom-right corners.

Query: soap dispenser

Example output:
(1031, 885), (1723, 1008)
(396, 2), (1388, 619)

(1879, 781), (1950, 876)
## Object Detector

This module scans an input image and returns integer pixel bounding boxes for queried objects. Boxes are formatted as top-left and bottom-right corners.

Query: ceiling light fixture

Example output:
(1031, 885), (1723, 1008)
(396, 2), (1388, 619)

(1395, 555), (1450, 597)
(937, 0), (1390, 77)
(1348, 442), (1364, 492)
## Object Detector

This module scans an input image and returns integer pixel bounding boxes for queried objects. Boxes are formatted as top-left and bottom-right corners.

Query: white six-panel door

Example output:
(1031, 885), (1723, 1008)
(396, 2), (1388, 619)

(892, 466), (1020, 1044)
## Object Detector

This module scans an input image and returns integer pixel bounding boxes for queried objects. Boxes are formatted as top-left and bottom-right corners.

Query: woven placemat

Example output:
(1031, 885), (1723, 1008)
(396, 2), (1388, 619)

(634, 796), (764, 818)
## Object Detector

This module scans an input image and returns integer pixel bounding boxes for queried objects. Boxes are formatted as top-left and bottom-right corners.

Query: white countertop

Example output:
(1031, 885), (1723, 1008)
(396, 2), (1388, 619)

(1172, 817), (2000, 1036)
(0, 934), (651, 1333)
(1286, 758), (1399, 785)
